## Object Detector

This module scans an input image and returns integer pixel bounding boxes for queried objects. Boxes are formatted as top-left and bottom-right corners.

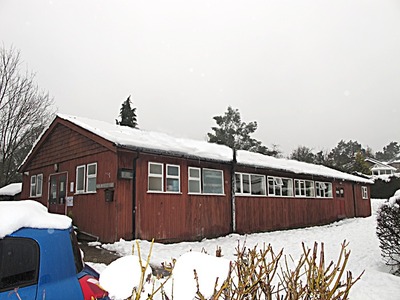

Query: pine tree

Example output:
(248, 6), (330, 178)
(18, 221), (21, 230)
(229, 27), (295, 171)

(116, 96), (138, 128)
(207, 106), (277, 156)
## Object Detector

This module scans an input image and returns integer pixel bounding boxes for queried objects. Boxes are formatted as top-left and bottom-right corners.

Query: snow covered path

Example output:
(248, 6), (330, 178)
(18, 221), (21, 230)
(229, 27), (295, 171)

(90, 199), (400, 299)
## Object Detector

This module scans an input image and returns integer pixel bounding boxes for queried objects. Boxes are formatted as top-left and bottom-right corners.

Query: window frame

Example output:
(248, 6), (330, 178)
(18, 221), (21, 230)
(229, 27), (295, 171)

(235, 173), (251, 195)
(267, 176), (293, 197)
(29, 174), (43, 198)
(315, 181), (333, 198)
(188, 167), (201, 194)
(335, 187), (345, 198)
(361, 186), (368, 199)
(202, 168), (224, 195)
(86, 162), (97, 193)
(235, 172), (267, 196)
(75, 165), (86, 194)
(36, 174), (43, 197)
(30, 175), (36, 197)
(166, 164), (181, 193)
(148, 162), (164, 193)
(294, 179), (315, 198)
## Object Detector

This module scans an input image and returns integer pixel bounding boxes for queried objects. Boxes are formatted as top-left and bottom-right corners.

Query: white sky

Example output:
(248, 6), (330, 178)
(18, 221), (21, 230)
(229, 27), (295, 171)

(0, 0), (399, 155)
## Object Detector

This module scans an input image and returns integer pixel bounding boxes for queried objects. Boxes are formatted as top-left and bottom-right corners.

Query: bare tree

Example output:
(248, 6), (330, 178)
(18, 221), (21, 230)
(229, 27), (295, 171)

(0, 46), (55, 187)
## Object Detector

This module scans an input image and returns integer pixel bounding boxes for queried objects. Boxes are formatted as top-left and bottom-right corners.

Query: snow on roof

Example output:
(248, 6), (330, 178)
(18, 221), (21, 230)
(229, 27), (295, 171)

(58, 114), (233, 163)
(236, 150), (373, 184)
(0, 183), (22, 196)
(365, 157), (397, 170)
(29, 114), (371, 184)
(0, 200), (72, 238)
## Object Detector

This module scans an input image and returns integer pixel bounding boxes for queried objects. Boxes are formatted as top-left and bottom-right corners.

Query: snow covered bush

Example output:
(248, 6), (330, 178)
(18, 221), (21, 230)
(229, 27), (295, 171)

(203, 241), (362, 300)
(376, 189), (400, 275)
(100, 241), (363, 300)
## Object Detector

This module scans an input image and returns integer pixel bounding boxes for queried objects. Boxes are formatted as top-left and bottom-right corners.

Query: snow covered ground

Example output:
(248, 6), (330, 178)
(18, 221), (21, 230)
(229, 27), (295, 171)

(89, 199), (400, 300)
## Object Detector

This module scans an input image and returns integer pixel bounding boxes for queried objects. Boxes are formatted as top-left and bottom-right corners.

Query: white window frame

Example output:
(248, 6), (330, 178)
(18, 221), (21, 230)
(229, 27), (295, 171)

(166, 164), (180, 193)
(267, 176), (293, 197)
(268, 176), (283, 196)
(30, 175), (36, 197)
(294, 179), (315, 198)
(361, 186), (368, 199)
(315, 181), (333, 198)
(30, 174), (43, 197)
(86, 163), (97, 193)
(235, 173), (251, 195)
(188, 167), (201, 194)
(148, 162), (164, 192)
(36, 174), (43, 197)
(250, 174), (266, 196)
(76, 165), (86, 194)
(202, 168), (224, 195)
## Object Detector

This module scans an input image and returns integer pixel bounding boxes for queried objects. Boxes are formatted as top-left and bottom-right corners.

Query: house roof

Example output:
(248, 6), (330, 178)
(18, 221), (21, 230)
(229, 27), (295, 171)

(365, 157), (397, 170)
(236, 151), (373, 184)
(22, 114), (372, 184)
(58, 114), (233, 163)
(0, 183), (22, 196)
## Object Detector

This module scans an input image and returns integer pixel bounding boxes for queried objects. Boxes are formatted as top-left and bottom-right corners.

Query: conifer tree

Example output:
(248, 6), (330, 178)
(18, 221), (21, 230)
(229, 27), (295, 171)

(116, 95), (138, 128)
(208, 106), (277, 156)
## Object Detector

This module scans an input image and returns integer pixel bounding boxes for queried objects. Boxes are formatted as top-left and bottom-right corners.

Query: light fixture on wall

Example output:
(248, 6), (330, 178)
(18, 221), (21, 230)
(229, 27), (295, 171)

(54, 163), (59, 172)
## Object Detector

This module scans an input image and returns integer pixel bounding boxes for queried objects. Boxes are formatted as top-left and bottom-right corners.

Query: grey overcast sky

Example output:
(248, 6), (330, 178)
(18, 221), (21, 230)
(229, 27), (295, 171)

(0, 0), (399, 155)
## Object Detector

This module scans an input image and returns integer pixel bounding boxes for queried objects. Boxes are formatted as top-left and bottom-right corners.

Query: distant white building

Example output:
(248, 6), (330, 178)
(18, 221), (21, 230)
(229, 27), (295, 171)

(365, 157), (399, 179)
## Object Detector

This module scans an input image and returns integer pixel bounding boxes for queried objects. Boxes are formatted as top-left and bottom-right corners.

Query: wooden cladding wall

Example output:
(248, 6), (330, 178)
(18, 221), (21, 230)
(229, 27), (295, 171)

(70, 152), (119, 242)
(354, 184), (372, 217)
(134, 153), (232, 243)
(113, 150), (138, 241)
(22, 150), (121, 242)
(233, 166), (366, 234)
(26, 123), (110, 170)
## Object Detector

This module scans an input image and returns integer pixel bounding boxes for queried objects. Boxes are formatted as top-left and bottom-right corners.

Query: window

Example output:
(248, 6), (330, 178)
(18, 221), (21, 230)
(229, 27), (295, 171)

(235, 173), (266, 196)
(76, 165), (85, 193)
(148, 162), (163, 192)
(336, 187), (345, 198)
(203, 169), (224, 194)
(86, 163), (97, 192)
(166, 164), (180, 192)
(148, 163), (182, 193)
(29, 174), (43, 197)
(0, 237), (39, 292)
(362, 186), (368, 199)
(188, 167), (224, 195)
(76, 163), (97, 193)
(315, 181), (333, 198)
(267, 176), (293, 197)
(188, 167), (201, 194)
(235, 173), (250, 195)
(294, 179), (315, 197)
(251, 174), (266, 195)
(70, 230), (84, 274)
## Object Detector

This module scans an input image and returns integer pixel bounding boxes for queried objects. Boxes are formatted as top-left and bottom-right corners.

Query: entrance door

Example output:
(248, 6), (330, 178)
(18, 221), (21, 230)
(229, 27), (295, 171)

(48, 173), (67, 215)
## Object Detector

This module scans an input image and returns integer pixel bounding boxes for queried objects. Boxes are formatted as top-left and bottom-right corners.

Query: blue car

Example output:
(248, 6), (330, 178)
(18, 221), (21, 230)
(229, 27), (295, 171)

(0, 216), (109, 299)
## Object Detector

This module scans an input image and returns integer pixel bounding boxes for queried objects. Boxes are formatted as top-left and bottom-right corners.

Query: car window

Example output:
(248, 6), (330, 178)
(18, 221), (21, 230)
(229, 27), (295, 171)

(70, 230), (84, 273)
(0, 237), (39, 292)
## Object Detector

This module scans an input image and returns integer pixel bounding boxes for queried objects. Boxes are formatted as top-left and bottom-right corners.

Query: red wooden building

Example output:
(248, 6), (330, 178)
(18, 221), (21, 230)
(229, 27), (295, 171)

(19, 114), (372, 243)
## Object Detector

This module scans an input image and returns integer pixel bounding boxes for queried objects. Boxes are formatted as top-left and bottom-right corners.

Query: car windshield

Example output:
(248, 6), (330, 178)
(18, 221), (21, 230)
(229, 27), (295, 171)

(69, 230), (84, 273)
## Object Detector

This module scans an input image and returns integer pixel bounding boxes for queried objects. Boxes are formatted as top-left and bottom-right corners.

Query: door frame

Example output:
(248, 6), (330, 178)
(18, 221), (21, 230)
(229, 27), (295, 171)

(47, 171), (69, 215)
